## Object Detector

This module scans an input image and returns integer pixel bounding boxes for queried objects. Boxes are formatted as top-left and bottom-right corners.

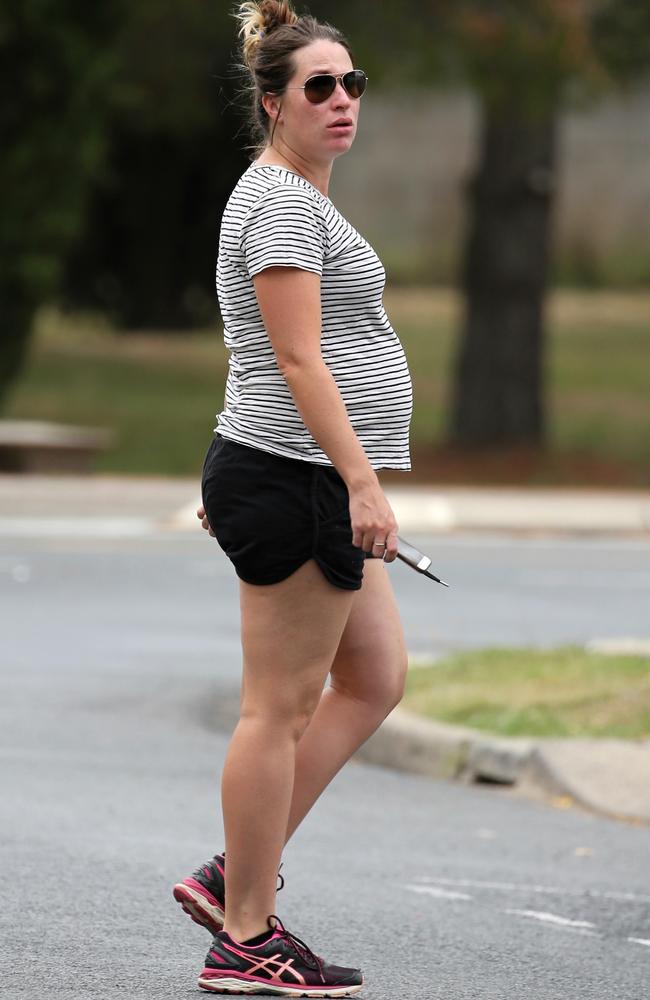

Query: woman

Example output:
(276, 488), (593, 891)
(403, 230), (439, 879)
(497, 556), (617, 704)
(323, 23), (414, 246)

(173, 1), (413, 994)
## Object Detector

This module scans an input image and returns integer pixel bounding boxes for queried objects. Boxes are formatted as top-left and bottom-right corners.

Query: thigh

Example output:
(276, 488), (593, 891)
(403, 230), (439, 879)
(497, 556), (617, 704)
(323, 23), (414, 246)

(238, 558), (356, 718)
(329, 559), (408, 708)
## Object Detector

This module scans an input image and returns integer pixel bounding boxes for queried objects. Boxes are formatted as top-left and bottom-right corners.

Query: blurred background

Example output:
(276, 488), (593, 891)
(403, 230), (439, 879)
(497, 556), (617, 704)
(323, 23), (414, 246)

(1, 0), (649, 485)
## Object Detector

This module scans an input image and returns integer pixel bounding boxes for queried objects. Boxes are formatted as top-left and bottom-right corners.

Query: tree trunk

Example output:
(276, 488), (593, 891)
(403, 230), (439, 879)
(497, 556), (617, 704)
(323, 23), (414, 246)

(0, 283), (35, 413)
(446, 103), (557, 448)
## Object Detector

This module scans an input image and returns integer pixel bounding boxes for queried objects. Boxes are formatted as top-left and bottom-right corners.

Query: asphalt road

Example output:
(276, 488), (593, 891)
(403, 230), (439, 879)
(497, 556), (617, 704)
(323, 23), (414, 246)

(1, 530), (649, 999)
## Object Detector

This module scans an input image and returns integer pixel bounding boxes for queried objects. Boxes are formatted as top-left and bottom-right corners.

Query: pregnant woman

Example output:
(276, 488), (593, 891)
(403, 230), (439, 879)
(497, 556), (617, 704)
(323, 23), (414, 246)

(173, 2), (413, 994)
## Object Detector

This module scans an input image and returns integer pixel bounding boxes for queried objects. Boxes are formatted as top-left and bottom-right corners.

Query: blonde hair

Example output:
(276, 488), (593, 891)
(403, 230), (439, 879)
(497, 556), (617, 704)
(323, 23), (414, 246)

(235, 1), (299, 72)
(230, 1), (354, 157)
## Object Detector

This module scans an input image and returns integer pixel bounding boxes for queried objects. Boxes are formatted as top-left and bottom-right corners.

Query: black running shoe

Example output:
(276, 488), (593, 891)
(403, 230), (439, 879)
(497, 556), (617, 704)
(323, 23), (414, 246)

(173, 853), (227, 934)
(173, 854), (285, 936)
(198, 914), (363, 996)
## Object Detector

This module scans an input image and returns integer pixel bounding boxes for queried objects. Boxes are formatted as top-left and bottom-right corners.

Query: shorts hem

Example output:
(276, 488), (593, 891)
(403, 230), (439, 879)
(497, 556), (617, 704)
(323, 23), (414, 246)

(233, 554), (363, 591)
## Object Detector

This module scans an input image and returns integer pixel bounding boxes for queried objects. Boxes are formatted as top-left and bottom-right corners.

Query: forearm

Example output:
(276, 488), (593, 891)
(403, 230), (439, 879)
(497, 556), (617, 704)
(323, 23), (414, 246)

(281, 358), (377, 490)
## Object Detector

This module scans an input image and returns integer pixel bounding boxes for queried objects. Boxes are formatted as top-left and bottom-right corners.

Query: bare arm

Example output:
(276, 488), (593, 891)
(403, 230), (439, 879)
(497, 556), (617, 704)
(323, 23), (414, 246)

(252, 265), (398, 559)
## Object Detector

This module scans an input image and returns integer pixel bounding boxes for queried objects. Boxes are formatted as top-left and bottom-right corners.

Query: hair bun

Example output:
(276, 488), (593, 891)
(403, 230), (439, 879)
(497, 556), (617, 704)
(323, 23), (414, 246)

(235, 1), (299, 68)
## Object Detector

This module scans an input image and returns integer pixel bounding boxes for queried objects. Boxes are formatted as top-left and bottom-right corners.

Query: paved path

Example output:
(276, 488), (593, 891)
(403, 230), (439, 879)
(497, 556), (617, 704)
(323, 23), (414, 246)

(1, 473), (650, 535)
(2, 527), (650, 998)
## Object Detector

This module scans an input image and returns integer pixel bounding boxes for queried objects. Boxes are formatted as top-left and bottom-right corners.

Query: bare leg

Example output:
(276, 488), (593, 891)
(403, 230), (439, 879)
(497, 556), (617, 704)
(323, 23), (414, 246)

(285, 559), (408, 843)
(221, 559), (355, 943)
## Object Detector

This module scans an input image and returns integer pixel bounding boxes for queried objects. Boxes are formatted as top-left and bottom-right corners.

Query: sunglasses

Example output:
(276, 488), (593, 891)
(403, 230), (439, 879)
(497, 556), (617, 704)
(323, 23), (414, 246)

(278, 69), (368, 105)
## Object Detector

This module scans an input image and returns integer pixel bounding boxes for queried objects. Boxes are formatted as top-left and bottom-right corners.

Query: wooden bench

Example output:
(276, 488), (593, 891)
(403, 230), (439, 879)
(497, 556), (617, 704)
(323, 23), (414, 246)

(0, 420), (115, 473)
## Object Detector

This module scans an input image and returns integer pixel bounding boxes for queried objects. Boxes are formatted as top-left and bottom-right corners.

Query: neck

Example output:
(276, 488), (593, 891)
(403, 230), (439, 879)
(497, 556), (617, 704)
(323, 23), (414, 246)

(254, 141), (332, 198)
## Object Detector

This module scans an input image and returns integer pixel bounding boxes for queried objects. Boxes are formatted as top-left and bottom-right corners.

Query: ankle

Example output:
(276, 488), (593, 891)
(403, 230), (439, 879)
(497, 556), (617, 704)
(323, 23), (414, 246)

(223, 921), (272, 944)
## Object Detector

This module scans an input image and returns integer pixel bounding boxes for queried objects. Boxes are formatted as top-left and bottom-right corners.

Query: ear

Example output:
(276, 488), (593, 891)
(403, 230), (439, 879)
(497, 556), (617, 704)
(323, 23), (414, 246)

(262, 92), (282, 122)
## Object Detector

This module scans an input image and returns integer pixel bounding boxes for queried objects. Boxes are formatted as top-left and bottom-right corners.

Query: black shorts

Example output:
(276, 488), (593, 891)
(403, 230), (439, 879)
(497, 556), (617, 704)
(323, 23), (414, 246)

(201, 434), (373, 591)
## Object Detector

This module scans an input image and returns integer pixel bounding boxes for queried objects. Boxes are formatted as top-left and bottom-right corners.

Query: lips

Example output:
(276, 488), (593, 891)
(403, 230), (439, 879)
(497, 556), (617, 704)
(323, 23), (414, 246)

(328, 119), (353, 128)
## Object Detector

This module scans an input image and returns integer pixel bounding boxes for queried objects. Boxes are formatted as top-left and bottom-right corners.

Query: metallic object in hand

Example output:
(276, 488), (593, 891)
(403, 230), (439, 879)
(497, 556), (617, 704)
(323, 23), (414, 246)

(396, 536), (450, 587)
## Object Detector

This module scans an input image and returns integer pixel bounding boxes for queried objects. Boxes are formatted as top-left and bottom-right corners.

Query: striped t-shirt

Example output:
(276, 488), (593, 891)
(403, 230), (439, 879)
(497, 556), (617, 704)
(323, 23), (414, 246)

(214, 163), (413, 470)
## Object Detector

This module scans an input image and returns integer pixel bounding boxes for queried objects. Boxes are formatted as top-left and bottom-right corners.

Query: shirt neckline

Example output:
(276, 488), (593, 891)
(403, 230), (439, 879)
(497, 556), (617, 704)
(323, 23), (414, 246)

(246, 163), (332, 204)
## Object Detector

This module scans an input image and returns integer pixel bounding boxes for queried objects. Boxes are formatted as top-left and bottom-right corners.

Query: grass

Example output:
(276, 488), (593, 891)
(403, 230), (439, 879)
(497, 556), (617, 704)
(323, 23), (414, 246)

(4, 289), (650, 481)
(403, 645), (650, 739)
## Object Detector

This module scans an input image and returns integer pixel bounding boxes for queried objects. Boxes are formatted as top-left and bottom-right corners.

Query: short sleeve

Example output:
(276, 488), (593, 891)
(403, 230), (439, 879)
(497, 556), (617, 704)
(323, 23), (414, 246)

(239, 183), (327, 278)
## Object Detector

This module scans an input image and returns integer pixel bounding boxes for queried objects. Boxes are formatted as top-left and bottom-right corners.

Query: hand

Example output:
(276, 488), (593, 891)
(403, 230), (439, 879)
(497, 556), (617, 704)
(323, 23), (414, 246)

(348, 481), (398, 562)
(197, 503), (215, 537)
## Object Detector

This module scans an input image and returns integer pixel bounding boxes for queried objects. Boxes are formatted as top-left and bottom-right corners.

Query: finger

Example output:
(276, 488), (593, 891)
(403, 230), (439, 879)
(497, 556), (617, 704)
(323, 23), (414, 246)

(197, 504), (205, 519)
(362, 530), (380, 554)
(383, 531), (399, 563)
(202, 515), (210, 531)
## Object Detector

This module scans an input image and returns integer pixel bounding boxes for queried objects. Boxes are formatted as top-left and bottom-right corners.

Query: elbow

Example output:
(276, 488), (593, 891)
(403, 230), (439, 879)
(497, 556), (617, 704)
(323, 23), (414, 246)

(276, 352), (324, 380)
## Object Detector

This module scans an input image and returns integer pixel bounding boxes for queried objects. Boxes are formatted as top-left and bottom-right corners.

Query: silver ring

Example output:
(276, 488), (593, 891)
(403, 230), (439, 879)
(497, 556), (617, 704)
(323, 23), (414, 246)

(372, 540), (386, 547)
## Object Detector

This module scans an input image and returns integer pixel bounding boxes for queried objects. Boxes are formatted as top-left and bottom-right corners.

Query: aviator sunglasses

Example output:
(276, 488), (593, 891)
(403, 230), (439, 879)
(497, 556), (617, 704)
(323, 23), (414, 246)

(276, 69), (368, 104)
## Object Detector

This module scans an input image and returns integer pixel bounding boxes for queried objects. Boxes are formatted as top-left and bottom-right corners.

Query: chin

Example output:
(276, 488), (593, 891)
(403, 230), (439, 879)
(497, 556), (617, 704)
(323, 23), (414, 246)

(327, 134), (355, 150)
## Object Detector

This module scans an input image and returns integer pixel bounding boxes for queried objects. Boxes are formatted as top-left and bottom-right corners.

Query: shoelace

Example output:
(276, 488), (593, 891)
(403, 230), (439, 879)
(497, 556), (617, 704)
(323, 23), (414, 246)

(268, 914), (325, 984)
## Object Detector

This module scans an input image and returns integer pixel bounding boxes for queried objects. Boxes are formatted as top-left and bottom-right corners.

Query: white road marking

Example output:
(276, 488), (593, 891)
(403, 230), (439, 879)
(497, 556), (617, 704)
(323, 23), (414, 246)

(411, 876), (650, 945)
(505, 908), (597, 930)
(505, 910), (597, 937)
(405, 884), (472, 901)
(0, 558), (31, 581)
(413, 876), (650, 904)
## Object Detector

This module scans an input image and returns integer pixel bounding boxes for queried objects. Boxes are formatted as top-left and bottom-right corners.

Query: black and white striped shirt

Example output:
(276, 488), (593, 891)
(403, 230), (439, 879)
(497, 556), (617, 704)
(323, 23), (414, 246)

(214, 163), (412, 470)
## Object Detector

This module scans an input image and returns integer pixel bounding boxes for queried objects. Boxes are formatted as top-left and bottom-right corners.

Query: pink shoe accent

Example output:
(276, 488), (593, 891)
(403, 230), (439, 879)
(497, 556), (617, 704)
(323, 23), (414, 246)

(172, 879), (225, 934)
(181, 877), (220, 907)
(201, 967), (305, 986)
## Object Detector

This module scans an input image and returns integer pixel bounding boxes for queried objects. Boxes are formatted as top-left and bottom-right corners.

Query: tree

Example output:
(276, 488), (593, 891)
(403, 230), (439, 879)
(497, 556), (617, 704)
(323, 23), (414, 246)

(0, 0), (122, 409)
(61, 1), (249, 328)
(444, 1), (650, 449)
(315, 0), (650, 450)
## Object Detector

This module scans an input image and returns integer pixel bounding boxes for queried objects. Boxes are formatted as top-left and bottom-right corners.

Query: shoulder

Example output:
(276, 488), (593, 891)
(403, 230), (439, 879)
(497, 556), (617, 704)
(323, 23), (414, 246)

(238, 166), (330, 218)
(236, 169), (330, 257)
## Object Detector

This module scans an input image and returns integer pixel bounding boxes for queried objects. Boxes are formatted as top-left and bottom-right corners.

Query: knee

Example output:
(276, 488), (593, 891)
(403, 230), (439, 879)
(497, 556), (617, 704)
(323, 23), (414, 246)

(241, 689), (322, 743)
(333, 647), (409, 717)
(288, 700), (320, 742)
(379, 652), (409, 714)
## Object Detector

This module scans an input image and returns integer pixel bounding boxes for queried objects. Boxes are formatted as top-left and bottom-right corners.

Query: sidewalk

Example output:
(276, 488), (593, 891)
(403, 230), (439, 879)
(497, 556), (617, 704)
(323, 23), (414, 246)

(358, 707), (650, 826)
(2, 472), (649, 823)
(1, 472), (649, 535)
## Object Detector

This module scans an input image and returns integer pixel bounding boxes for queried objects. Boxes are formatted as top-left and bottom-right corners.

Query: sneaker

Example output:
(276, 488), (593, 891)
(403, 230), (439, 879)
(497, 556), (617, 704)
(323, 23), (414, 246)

(172, 853), (285, 936)
(173, 853), (227, 934)
(198, 915), (363, 997)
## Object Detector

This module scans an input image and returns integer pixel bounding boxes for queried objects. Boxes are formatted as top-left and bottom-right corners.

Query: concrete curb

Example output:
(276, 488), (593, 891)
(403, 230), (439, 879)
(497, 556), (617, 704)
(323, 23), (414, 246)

(356, 707), (650, 825)
(2, 475), (649, 536)
(162, 486), (650, 536)
(385, 486), (650, 535)
(203, 693), (650, 826)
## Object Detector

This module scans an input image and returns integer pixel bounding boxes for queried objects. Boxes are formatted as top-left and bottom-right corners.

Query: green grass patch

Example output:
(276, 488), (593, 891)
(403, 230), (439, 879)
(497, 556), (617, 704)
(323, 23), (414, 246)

(4, 291), (650, 479)
(403, 645), (650, 739)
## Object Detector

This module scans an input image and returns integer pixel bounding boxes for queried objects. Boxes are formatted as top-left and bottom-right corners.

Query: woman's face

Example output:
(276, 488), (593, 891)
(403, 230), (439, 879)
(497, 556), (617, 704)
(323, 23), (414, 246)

(266, 40), (360, 164)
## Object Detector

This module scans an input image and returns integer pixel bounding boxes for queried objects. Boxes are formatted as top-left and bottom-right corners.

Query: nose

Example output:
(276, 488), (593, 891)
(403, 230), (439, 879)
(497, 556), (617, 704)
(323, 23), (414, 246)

(332, 78), (351, 106)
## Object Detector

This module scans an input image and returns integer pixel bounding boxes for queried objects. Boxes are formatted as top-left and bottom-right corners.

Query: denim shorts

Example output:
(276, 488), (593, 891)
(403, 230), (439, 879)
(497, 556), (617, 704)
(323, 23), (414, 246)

(200, 434), (373, 590)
